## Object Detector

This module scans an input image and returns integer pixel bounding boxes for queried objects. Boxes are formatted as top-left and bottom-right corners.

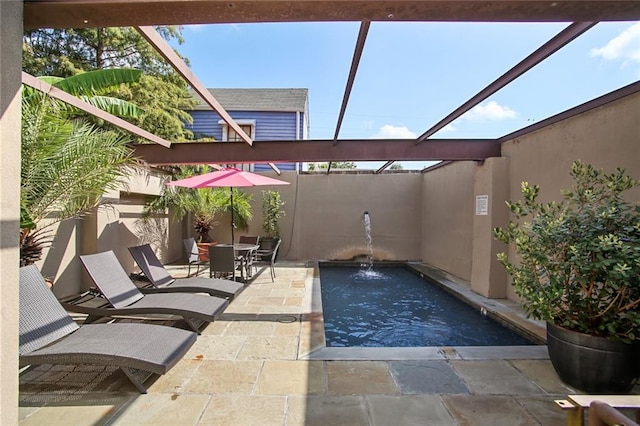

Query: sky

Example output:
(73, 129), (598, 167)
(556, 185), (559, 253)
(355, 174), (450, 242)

(171, 21), (640, 170)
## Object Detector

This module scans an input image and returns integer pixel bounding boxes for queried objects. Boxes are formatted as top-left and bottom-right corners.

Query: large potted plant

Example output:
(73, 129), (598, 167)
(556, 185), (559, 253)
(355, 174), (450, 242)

(494, 161), (640, 393)
(259, 189), (285, 258)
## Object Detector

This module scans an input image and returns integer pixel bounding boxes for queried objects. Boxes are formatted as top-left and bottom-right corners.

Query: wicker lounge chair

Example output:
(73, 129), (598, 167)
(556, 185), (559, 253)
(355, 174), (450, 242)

(19, 264), (197, 393)
(128, 244), (244, 299)
(74, 251), (229, 333)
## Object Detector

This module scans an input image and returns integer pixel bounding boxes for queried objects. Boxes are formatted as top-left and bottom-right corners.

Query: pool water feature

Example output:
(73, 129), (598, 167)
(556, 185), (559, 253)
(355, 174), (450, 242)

(319, 264), (536, 347)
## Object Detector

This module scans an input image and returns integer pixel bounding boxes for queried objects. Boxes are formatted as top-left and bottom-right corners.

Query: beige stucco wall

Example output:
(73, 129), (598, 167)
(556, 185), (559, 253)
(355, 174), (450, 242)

(470, 157), (509, 298)
(499, 92), (640, 300)
(0, 1), (21, 422)
(41, 166), (180, 295)
(206, 172), (423, 262)
(421, 161), (476, 281)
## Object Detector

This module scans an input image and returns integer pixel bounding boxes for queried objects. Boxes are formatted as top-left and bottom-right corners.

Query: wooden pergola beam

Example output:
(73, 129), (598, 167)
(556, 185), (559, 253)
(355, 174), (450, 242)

(135, 26), (253, 147)
(22, 72), (172, 147)
(132, 139), (501, 165)
(24, 1), (640, 29)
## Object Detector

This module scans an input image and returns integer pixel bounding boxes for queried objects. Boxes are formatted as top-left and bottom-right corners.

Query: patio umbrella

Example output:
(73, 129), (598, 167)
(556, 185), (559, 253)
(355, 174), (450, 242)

(166, 167), (289, 244)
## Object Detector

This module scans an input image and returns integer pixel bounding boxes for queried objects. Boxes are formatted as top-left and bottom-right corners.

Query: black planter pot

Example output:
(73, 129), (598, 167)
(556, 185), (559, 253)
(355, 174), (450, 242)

(546, 322), (640, 393)
(259, 237), (279, 260)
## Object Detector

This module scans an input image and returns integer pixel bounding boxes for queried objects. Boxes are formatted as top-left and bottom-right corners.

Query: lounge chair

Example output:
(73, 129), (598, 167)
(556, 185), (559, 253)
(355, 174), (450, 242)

(128, 243), (244, 299)
(183, 237), (208, 277)
(73, 250), (229, 333)
(19, 264), (197, 393)
(254, 238), (282, 282)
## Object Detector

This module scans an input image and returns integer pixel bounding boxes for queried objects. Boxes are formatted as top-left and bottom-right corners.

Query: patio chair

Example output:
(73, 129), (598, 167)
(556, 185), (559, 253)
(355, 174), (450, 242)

(75, 250), (229, 333)
(19, 264), (197, 394)
(183, 237), (208, 277)
(254, 238), (281, 282)
(128, 243), (244, 299)
(209, 244), (245, 282)
(238, 235), (260, 275)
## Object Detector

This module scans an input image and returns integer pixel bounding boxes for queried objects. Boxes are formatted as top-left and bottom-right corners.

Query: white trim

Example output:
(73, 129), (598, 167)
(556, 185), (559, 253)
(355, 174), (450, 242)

(217, 119), (256, 126)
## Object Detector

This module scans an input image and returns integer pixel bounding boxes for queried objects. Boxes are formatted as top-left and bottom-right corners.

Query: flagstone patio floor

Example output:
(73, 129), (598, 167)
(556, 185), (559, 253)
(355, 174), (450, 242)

(18, 261), (639, 425)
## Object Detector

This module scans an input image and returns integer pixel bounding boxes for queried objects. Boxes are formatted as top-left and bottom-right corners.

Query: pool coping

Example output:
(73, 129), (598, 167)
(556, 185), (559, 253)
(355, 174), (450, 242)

(299, 261), (549, 361)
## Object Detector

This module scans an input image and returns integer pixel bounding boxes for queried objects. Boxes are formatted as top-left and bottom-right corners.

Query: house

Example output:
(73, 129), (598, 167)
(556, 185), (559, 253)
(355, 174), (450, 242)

(186, 88), (309, 172)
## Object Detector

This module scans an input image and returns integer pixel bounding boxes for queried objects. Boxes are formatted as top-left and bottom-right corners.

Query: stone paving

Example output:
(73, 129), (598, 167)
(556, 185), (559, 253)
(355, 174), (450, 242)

(18, 261), (637, 425)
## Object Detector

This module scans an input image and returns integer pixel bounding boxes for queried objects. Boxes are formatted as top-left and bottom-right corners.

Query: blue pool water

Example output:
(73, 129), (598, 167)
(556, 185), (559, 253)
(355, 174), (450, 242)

(319, 264), (535, 347)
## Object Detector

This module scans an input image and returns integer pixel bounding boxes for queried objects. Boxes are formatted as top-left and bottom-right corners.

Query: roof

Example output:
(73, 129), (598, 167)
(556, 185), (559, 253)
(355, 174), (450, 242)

(190, 88), (308, 112)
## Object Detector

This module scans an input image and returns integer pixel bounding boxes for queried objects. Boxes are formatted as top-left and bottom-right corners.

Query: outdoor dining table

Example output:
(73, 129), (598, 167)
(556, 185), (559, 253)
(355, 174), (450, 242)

(216, 243), (260, 280)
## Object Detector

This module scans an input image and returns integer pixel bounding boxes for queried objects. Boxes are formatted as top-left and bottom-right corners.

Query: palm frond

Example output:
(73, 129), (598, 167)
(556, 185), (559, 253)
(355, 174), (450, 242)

(50, 69), (143, 96)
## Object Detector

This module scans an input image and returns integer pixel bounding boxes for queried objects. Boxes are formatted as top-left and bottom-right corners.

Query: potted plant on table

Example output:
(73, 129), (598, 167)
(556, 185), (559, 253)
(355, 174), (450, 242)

(259, 189), (285, 259)
(494, 160), (640, 393)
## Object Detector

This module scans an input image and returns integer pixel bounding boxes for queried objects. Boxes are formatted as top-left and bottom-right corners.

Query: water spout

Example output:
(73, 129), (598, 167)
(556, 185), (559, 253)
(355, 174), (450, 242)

(363, 211), (373, 271)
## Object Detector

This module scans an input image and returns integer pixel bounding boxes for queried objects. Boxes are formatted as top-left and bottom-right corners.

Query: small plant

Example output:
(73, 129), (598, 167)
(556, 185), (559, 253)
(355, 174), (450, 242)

(261, 190), (285, 239)
(494, 160), (640, 343)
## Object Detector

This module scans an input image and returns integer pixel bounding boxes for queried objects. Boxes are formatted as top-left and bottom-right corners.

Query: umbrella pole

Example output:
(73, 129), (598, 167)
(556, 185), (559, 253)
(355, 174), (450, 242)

(230, 187), (235, 244)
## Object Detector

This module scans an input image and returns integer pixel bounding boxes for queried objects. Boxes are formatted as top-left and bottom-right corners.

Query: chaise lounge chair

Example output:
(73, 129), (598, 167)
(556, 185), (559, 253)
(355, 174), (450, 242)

(128, 244), (244, 299)
(70, 250), (229, 333)
(19, 264), (197, 393)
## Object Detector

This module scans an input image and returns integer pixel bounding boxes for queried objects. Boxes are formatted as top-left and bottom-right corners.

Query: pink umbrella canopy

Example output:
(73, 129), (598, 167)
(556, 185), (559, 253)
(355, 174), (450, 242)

(166, 167), (290, 189)
(167, 168), (289, 243)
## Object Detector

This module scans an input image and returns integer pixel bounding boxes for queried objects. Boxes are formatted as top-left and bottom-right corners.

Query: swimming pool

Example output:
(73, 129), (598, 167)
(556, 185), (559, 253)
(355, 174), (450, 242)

(319, 264), (536, 347)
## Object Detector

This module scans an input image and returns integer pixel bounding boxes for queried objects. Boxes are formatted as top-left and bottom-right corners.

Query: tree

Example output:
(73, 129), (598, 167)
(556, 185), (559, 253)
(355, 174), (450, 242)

(308, 161), (357, 171)
(390, 163), (404, 170)
(23, 26), (197, 141)
(21, 70), (142, 265)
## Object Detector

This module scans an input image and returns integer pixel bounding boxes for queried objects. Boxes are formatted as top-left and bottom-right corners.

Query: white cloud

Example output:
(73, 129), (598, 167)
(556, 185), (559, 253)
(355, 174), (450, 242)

(372, 125), (416, 139)
(184, 24), (206, 32)
(441, 124), (456, 133)
(463, 101), (517, 121)
(591, 22), (640, 63)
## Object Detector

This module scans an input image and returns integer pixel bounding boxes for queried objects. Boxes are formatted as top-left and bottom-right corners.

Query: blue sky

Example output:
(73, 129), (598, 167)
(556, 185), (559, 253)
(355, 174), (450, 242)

(172, 21), (639, 169)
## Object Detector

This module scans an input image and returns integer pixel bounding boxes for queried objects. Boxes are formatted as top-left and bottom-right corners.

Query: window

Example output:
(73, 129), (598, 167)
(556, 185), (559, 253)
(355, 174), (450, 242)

(219, 119), (255, 142)
(219, 119), (256, 171)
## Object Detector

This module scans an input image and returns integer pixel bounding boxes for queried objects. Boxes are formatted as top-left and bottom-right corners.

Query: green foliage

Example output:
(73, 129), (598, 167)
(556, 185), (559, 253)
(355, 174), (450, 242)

(23, 26), (197, 141)
(494, 161), (640, 342)
(261, 190), (285, 238)
(25, 69), (145, 119)
(21, 90), (136, 265)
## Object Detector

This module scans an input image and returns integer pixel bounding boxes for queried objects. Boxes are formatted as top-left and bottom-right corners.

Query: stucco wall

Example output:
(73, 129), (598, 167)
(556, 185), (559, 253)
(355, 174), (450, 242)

(41, 166), (179, 295)
(421, 162), (477, 281)
(288, 173), (422, 261)
(206, 172), (423, 262)
(0, 1), (21, 422)
(499, 91), (640, 300)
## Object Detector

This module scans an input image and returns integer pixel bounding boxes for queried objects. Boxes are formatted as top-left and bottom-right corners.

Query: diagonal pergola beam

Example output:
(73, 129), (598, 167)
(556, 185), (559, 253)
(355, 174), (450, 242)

(328, 20), (370, 174)
(334, 21), (370, 143)
(137, 26), (282, 174)
(22, 71), (172, 147)
(135, 26), (253, 147)
(415, 21), (597, 144)
(374, 21), (596, 173)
